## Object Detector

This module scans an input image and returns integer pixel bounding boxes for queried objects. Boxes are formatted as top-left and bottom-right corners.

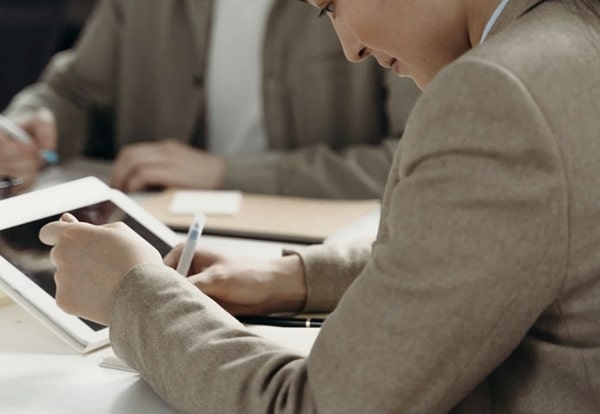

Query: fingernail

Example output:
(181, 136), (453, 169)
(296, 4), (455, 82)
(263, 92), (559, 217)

(60, 213), (77, 222)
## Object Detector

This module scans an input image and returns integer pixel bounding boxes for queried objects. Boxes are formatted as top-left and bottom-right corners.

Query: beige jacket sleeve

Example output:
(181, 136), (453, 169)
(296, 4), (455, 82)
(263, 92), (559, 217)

(110, 59), (568, 413)
(223, 138), (398, 199)
(223, 75), (419, 199)
(283, 238), (373, 313)
(4, 0), (121, 160)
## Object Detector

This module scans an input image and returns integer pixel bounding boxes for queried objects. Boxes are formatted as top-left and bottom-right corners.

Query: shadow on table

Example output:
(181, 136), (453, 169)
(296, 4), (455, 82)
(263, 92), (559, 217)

(110, 379), (176, 414)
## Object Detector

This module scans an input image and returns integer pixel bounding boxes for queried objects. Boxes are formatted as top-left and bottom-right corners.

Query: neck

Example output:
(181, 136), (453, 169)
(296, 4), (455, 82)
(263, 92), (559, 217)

(466, 0), (503, 46)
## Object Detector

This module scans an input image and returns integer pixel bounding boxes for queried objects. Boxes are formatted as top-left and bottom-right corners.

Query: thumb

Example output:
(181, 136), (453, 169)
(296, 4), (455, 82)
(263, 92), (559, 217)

(39, 220), (72, 246)
(163, 243), (184, 268)
(60, 212), (79, 223)
(39, 213), (79, 245)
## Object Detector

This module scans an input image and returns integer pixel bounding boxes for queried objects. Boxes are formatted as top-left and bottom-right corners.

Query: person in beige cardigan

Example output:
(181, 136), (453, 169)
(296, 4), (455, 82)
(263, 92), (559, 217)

(40, 0), (600, 412)
(0, 0), (419, 198)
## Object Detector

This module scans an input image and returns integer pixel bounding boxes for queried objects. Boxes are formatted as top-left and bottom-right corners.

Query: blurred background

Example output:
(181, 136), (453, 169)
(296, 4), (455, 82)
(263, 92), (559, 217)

(0, 0), (96, 109)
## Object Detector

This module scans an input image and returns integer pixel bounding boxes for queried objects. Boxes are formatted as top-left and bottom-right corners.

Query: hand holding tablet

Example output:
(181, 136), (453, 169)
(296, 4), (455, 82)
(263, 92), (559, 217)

(0, 177), (180, 352)
(40, 212), (165, 326)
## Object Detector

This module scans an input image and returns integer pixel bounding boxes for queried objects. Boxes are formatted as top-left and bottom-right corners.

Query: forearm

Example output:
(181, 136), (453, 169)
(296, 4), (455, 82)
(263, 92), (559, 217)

(223, 139), (398, 199)
(111, 264), (319, 414)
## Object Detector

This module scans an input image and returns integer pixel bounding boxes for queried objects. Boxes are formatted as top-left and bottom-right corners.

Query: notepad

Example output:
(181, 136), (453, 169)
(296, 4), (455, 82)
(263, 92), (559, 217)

(140, 190), (380, 244)
(100, 354), (138, 373)
(169, 190), (242, 215)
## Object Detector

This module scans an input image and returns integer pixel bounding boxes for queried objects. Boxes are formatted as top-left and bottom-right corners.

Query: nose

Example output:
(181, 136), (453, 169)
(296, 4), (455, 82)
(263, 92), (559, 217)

(332, 20), (370, 63)
(342, 41), (370, 63)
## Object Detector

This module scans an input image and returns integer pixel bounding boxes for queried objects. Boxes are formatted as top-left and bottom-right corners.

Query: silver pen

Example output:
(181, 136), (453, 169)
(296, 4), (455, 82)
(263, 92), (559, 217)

(176, 213), (206, 276)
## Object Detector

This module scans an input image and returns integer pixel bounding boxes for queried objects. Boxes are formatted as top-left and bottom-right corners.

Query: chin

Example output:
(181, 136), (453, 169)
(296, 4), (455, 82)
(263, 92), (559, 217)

(394, 67), (425, 91)
(413, 77), (427, 91)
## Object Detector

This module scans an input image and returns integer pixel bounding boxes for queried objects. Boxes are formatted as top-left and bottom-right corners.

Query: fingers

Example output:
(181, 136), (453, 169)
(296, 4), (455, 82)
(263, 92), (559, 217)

(60, 212), (79, 223)
(110, 143), (165, 191)
(164, 243), (224, 272)
(38, 213), (82, 246)
(20, 108), (57, 150)
(187, 270), (271, 316)
(39, 220), (73, 246)
(0, 136), (40, 170)
(163, 243), (184, 268)
(111, 140), (219, 191)
(0, 111), (55, 178)
(121, 165), (174, 193)
(187, 269), (228, 297)
(44, 221), (135, 326)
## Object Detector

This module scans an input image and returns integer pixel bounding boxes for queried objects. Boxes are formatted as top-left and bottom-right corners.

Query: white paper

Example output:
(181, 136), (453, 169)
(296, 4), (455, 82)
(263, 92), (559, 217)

(100, 354), (138, 373)
(169, 190), (242, 215)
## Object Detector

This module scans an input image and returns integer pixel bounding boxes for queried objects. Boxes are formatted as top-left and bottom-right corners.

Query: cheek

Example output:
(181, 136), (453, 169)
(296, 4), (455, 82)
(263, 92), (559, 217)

(342, 5), (402, 56)
(353, 21), (407, 62)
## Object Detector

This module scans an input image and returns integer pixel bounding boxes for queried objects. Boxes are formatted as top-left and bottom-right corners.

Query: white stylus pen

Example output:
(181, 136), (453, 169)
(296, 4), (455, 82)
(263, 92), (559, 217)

(0, 114), (60, 164)
(176, 213), (206, 276)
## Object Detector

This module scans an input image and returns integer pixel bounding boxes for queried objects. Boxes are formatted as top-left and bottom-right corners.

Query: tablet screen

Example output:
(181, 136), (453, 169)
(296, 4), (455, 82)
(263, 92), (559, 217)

(0, 200), (171, 331)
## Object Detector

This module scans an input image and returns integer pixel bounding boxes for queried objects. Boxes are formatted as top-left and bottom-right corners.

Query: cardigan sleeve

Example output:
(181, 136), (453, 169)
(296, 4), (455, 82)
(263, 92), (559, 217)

(283, 238), (373, 313)
(222, 75), (420, 199)
(222, 138), (398, 199)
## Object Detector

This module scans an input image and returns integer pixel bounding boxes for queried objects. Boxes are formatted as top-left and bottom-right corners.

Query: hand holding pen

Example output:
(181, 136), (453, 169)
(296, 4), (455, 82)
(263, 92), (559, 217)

(164, 245), (308, 317)
(0, 110), (59, 195)
(170, 224), (322, 329)
(0, 112), (59, 165)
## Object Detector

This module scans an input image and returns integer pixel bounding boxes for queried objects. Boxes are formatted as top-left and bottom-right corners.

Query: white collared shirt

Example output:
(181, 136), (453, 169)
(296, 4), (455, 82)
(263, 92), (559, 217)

(206, 0), (274, 156)
(480, 0), (511, 44)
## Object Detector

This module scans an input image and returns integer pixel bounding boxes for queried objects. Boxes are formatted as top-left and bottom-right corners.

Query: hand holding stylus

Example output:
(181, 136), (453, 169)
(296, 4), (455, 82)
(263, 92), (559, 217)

(0, 109), (59, 193)
(0, 114), (59, 164)
(164, 247), (308, 316)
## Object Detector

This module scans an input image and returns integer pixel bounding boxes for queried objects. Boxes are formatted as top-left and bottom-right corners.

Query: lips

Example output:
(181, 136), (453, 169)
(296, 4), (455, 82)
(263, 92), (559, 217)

(376, 57), (404, 76)
(380, 58), (396, 69)
(391, 59), (402, 75)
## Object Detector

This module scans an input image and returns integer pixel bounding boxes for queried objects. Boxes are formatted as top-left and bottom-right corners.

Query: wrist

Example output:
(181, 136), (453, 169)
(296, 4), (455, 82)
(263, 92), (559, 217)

(274, 254), (307, 313)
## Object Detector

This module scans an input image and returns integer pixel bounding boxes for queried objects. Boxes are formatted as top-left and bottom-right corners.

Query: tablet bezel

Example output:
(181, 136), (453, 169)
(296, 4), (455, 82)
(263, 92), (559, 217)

(0, 177), (181, 353)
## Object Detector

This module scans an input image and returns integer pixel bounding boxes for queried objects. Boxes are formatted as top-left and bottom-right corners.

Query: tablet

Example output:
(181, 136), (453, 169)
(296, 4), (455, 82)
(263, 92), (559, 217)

(0, 177), (181, 353)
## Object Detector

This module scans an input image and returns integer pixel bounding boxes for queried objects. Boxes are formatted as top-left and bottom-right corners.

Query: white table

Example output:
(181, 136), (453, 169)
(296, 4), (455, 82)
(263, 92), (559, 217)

(0, 300), (320, 413)
(0, 301), (172, 414)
